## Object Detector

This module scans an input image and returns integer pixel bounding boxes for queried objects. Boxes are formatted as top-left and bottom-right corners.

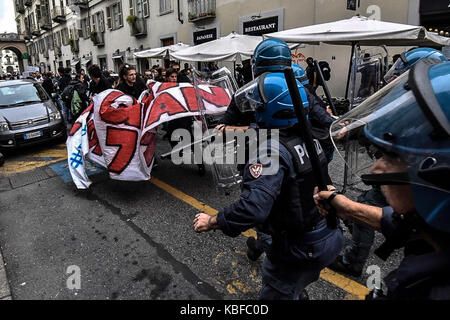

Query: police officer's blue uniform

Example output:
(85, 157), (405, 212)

(216, 69), (344, 299)
(325, 58), (450, 299)
(328, 47), (448, 278)
(369, 206), (450, 299)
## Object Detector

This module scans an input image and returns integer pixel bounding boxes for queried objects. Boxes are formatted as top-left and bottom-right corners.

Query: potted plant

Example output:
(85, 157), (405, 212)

(188, 12), (197, 21)
(126, 14), (139, 34)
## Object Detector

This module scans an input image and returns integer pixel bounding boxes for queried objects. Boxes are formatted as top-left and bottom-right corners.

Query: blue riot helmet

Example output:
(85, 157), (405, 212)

(331, 59), (450, 233)
(384, 47), (447, 83)
(292, 63), (309, 85)
(252, 72), (309, 128)
(252, 38), (292, 77)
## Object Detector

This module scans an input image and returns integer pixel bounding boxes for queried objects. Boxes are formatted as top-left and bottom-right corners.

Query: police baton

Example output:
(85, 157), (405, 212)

(314, 60), (337, 116)
(283, 67), (338, 229)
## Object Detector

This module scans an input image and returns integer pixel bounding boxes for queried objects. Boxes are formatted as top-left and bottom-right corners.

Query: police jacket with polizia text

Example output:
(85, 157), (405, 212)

(216, 126), (332, 263)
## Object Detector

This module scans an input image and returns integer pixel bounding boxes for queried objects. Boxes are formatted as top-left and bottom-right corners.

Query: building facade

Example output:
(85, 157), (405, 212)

(14, 0), (446, 96)
(0, 49), (21, 75)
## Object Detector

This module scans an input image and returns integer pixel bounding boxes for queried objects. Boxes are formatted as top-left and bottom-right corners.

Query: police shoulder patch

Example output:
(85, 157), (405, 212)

(249, 163), (263, 179)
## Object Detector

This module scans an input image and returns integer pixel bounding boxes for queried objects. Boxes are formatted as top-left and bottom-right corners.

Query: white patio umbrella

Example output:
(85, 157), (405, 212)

(170, 32), (300, 62)
(133, 43), (191, 59)
(264, 15), (450, 47)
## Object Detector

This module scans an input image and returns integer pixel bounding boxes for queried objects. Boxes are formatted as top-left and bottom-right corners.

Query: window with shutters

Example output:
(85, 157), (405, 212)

(81, 18), (90, 39)
(92, 11), (105, 33)
(159, 0), (172, 14)
(106, 2), (123, 30)
(61, 28), (69, 45)
(129, 0), (149, 18)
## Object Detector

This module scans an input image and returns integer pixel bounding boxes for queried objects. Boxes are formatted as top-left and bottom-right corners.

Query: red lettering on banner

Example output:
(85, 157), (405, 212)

(87, 119), (102, 156)
(106, 127), (138, 174)
(69, 122), (82, 136)
(140, 131), (156, 167)
(145, 92), (188, 128)
(181, 87), (199, 112)
(198, 87), (231, 108)
(100, 91), (141, 128)
(156, 82), (179, 93)
(82, 103), (94, 116)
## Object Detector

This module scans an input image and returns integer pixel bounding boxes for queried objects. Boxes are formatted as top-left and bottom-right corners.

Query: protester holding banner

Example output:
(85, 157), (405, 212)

(116, 64), (146, 100)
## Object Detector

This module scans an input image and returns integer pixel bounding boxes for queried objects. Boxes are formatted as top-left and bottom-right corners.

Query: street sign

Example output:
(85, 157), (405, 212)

(22, 53), (29, 59)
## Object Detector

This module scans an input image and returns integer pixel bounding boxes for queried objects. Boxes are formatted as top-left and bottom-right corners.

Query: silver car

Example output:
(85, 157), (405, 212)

(0, 79), (66, 151)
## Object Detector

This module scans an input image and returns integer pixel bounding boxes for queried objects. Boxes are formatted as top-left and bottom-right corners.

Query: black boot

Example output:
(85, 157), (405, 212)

(327, 255), (363, 277)
(246, 237), (264, 261)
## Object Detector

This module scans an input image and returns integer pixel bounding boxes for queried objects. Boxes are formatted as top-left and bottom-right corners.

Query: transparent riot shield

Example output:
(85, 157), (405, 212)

(341, 45), (389, 191)
(191, 66), (242, 194)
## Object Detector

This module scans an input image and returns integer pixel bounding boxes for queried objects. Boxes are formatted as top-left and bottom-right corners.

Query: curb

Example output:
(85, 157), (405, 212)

(0, 246), (12, 300)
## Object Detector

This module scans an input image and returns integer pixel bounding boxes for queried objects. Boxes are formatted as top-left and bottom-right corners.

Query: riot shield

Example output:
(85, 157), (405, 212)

(191, 67), (242, 194)
(340, 45), (388, 191)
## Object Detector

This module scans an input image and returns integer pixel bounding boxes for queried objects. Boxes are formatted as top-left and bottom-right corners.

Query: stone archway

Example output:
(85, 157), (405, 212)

(0, 33), (27, 74)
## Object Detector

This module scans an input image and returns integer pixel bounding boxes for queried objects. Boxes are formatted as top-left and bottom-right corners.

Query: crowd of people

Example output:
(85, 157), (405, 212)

(1, 61), (196, 131)
(2, 41), (449, 301)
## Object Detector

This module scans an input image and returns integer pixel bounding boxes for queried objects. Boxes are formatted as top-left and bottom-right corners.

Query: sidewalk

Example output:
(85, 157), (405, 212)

(0, 246), (12, 300)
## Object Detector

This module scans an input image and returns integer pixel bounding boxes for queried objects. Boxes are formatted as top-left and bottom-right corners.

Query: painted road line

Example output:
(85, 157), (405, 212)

(149, 176), (369, 300)
(320, 268), (370, 299)
(150, 177), (257, 238)
(0, 158), (66, 176)
(0, 144), (68, 176)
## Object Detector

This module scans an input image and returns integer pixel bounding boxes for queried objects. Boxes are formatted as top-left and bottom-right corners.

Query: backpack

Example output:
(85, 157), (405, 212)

(318, 61), (331, 81)
(70, 90), (83, 118)
(60, 84), (75, 106)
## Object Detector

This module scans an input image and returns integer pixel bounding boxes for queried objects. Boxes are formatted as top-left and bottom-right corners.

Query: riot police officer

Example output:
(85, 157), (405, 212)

(292, 63), (337, 163)
(314, 59), (450, 299)
(328, 47), (448, 278)
(383, 47), (447, 84)
(193, 61), (344, 299)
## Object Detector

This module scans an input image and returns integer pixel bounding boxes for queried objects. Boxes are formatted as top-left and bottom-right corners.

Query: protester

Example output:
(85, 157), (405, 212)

(88, 64), (112, 97)
(41, 72), (54, 97)
(61, 73), (89, 124)
(116, 64), (146, 100)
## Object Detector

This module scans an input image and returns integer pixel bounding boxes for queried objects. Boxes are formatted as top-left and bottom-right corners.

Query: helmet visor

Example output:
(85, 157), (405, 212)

(234, 77), (260, 113)
(330, 69), (449, 194)
(383, 57), (406, 84)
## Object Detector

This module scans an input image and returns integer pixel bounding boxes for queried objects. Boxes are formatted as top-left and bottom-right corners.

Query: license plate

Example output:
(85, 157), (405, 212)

(24, 131), (43, 140)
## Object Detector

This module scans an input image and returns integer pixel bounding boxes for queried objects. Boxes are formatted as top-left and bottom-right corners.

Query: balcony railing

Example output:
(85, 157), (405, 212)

(69, 39), (79, 53)
(188, 0), (216, 22)
(31, 23), (40, 36)
(67, 0), (89, 9)
(54, 46), (62, 57)
(51, 6), (66, 23)
(23, 29), (31, 40)
(24, 0), (32, 7)
(16, 0), (25, 14)
(90, 31), (104, 47)
(130, 18), (147, 37)
(40, 16), (52, 30)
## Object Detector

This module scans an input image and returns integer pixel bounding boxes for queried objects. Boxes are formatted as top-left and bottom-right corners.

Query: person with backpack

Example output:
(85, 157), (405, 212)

(61, 73), (89, 125)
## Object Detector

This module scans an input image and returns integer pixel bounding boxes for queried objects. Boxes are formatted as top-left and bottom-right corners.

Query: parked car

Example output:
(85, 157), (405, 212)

(0, 79), (66, 151)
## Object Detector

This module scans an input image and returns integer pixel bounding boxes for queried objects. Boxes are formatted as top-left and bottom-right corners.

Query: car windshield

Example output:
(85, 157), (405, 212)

(0, 83), (49, 107)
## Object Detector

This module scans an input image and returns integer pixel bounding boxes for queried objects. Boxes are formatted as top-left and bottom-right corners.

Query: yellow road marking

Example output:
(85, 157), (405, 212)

(0, 144), (68, 176)
(320, 268), (370, 299)
(150, 177), (257, 238)
(0, 158), (66, 176)
(150, 176), (369, 299)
